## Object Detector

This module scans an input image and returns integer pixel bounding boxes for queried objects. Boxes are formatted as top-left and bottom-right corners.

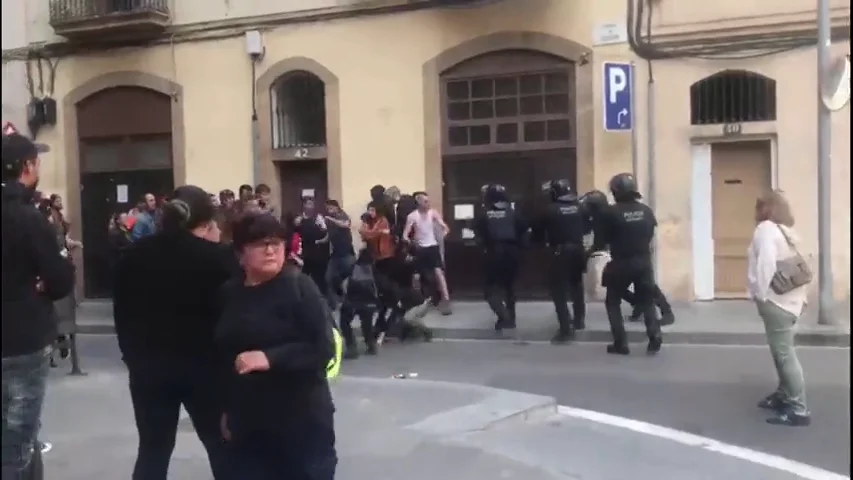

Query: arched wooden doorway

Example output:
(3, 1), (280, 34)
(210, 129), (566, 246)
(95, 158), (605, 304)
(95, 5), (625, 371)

(77, 86), (174, 298)
(270, 71), (329, 214)
(440, 50), (577, 299)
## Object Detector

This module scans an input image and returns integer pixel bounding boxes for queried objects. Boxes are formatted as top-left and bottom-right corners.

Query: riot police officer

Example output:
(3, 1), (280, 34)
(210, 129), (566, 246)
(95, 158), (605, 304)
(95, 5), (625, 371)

(535, 179), (587, 344)
(472, 184), (526, 332)
(582, 189), (676, 327)
(598, 173), (662, 355)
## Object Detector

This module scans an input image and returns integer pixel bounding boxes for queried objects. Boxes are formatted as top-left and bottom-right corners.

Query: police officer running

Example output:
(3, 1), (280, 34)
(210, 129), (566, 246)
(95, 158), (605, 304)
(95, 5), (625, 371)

(598, 173), (662, 355)
(535, 180), (587, 344)
(472, 184), (526, 332)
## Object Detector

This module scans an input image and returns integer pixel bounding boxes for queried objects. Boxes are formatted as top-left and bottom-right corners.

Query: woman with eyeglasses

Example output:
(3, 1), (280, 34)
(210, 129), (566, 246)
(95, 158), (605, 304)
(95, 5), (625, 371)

(217, 212), (337, 480)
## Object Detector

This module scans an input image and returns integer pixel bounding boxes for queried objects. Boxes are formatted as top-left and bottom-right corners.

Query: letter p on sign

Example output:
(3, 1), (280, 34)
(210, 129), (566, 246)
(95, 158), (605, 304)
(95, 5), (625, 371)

(608, 69), (627, 104)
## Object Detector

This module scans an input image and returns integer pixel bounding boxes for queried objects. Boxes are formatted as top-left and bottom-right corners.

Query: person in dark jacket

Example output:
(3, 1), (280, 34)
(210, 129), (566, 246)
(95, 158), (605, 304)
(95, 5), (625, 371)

(339, 249), (380, 359)
(216, 212), (337, 480)
(112, 185), (236, 480)
(2, 133), (75, 479)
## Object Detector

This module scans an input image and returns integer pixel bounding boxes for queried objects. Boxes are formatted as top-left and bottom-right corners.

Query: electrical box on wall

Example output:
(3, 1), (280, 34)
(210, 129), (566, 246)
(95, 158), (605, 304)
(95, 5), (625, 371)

(27, 98), (45, 126)
(42, 98), (57, 125)
(245, 30), (264, 59)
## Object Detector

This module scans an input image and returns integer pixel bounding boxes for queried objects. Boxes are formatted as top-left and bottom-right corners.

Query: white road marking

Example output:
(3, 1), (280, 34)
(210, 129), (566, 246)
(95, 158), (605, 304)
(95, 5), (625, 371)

(557, 405), (849, 480)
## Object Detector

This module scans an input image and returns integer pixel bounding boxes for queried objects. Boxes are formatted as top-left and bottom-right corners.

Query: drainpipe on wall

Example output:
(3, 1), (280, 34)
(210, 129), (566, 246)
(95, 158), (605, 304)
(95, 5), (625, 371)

(246, 31), (265, 187)
(645, 59), (658, 279)
(250, 61), (261, 186)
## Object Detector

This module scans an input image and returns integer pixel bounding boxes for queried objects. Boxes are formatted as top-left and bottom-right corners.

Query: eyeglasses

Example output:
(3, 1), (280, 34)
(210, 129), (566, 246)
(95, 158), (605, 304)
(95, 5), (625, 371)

(248, 238), (284, 251)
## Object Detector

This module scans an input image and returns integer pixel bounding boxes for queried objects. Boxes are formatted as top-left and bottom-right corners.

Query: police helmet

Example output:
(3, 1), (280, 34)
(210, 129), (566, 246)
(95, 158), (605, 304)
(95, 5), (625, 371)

(608, 173), (640, 200)
(544, 179), (577, 203)
(481, 183), (509, 209)
(581, 189), (608, 207)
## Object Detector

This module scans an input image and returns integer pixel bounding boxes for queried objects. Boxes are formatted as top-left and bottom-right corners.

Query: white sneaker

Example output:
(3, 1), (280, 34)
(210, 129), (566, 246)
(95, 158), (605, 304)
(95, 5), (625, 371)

(40, 441), (53, 454)
(404, 300), (431, 323)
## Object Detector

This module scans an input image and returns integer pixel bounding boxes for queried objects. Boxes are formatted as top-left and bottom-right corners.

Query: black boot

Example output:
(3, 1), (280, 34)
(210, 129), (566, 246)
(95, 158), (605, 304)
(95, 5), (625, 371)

(606, 342), (631, 355)
(550, 329), (575, 345)
(647, 335), (662, 355)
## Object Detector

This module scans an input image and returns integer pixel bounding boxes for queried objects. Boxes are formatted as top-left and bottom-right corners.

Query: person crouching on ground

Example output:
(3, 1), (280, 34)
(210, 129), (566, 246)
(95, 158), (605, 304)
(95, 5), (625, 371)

(340, 249), (380, 359)
(217, 212), (337, 479)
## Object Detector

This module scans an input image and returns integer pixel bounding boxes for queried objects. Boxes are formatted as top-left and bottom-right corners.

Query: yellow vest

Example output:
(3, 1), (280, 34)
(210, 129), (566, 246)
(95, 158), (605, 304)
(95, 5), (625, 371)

(325, 327), (343, 379)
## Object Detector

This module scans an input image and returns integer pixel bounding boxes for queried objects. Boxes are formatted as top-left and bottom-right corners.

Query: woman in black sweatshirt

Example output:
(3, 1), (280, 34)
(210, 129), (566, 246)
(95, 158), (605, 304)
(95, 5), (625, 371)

(112, 185), (237, 480)
(217, 212), (337, 480)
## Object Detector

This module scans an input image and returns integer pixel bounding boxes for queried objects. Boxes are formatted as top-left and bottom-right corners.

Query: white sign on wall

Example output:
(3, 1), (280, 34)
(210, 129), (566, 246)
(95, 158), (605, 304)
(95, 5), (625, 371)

(593, 22), (628, 46)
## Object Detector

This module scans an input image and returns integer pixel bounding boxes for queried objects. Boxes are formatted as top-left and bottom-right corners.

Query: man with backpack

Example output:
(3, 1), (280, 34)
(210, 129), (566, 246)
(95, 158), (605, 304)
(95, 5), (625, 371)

(339, 249), (380, 359)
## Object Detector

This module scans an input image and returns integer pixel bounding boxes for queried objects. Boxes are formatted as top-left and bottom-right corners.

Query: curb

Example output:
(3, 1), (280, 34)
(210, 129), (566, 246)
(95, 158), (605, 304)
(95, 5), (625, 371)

(427, 327), (852, 348)
(75, 323), (851, 347)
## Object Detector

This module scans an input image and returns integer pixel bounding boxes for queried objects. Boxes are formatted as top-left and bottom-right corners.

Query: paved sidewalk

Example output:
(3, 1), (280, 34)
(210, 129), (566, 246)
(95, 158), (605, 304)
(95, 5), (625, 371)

(75, 299), (850, 347)
(42, 370), (815, 479)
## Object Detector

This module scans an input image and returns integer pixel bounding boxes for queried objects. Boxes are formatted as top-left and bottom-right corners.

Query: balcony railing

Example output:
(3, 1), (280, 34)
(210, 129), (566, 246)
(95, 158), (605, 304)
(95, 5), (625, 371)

(49, 0), (171, 40)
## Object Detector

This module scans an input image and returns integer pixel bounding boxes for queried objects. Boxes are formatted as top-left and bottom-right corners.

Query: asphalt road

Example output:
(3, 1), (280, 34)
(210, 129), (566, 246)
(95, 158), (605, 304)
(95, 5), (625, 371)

(66, 335), (851, 476)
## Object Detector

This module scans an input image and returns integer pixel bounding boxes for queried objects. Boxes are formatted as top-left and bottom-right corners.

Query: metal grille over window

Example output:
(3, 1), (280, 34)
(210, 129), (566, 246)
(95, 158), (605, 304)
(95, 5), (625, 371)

(271, 71), (327, 149)
(690, 70), (777, 125)
(443, 70), (574, 153)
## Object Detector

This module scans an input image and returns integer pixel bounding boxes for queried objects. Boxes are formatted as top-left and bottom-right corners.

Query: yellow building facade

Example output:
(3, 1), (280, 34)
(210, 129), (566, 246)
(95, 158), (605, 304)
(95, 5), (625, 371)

(12, 0), (850, 301)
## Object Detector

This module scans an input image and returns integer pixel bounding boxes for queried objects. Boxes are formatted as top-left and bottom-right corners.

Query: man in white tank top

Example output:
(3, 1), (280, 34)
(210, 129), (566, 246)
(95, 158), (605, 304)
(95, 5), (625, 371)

(402, 191), (452, 315)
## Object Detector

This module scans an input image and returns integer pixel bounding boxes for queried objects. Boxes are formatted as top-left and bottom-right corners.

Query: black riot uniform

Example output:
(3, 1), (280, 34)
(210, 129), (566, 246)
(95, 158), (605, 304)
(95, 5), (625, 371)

(581, 189), (675, 327)
(598, 173), (662, 355)
(472, 184), (526, 331)
(535, 180), (587, 344)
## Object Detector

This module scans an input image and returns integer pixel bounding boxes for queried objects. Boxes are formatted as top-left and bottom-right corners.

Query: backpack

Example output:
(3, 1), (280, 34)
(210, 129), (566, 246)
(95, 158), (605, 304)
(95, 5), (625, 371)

(345, 262), (379, 304)
(283, 268), (342, 380)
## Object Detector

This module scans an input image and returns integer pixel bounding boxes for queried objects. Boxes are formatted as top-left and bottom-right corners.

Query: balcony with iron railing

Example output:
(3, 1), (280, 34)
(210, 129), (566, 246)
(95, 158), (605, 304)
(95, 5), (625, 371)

(49, 0), (171, 42)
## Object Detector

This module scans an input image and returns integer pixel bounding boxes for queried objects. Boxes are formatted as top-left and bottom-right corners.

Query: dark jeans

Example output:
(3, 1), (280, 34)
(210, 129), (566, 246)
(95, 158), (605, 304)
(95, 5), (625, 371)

(303, 256), (330, 296)
(126, 356), (229, 480)
(325, 255), (355, 308)
(1, 348), (50, 479)
(227, 417), (336, 480)
(373, 258), (425, 334)
(339, 304), (376, 347)
(484, 245), (520, 326)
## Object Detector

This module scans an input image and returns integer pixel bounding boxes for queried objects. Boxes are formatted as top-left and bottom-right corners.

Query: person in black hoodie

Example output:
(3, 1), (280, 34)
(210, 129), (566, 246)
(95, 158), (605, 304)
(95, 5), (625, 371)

(112, 185), (236, 480)
(294, 196), (330, 294)
(2, 133), (75, 479)
(216, 212), (337, 480)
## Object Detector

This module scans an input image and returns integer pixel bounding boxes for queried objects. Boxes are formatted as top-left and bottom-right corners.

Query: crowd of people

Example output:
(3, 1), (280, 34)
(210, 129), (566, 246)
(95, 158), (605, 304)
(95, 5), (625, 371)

(2, 131), (814, 479)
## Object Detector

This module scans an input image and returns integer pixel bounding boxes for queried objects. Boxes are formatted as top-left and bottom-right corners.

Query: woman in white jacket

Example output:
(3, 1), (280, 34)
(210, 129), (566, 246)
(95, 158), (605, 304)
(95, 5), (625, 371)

(747, 190), (811, 427)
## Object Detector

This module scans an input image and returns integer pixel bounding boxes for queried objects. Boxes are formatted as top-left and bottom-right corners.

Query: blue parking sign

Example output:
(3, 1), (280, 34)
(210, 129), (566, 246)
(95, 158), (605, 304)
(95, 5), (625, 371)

(603, 62), (633, 132)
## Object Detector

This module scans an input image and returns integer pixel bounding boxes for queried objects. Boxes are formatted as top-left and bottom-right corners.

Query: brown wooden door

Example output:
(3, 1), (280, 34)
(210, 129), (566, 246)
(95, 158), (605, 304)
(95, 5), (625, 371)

(277, 160), (328, 218)
(442, 149), (575, 299)
(711, 140), (771, 297)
